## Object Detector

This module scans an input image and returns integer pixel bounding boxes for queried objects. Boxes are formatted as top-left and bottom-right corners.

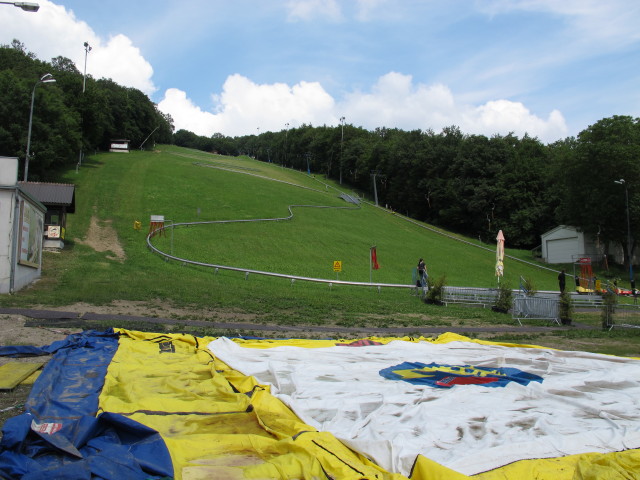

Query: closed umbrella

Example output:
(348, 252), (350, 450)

(496, 230), (505, 283)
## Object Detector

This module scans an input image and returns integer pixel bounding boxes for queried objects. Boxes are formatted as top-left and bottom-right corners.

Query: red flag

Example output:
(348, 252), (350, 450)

(371, 246), (380, 270)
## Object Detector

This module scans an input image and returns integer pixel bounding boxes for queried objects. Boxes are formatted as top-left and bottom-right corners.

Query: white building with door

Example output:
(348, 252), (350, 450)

(541, 225), (630, 265)
(0, 157), (46, 293)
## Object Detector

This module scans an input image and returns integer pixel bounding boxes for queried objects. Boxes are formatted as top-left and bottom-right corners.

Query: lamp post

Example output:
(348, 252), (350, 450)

(24, 73), (55, 181)
(615, 179), (634, 289)
(77, 41), (91, 171)
(339, 116), (345, 185)
(82, 41), (91, 93)
(284, 123), (289, 167)
(0, 2), (40, 12)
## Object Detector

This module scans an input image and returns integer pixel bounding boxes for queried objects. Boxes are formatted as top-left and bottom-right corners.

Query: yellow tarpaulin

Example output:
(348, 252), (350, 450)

(104, 330), (640, 480)
(0, 362), (44, 390)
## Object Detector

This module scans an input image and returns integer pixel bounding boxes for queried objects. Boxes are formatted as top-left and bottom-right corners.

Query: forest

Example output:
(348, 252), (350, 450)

(0, 40), (174, 181)
(2, 41), (640, 259)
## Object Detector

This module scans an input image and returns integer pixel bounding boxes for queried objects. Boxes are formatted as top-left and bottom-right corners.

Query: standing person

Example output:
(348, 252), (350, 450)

(558, 269), (566, 293)
(417, 258), (426, 286)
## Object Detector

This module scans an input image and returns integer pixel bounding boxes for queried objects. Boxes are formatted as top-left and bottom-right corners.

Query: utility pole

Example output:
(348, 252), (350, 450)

(339, 116), (345, 185)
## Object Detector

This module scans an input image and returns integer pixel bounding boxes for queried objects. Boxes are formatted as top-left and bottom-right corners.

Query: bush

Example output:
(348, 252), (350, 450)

(559, 291), (573, 325)
(425, 275), (447, 305)
(521, 277), (537, 296)
(493, 281), (513, 313)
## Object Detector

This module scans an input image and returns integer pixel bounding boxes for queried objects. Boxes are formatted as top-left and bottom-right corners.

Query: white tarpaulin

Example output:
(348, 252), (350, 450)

(207, 336), (640, 477)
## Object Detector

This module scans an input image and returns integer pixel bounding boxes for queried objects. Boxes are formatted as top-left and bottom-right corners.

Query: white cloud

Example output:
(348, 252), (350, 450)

(480, 0), (640, 47)
(158, 88), (220, 136)
(342, 72), (567, 142)
(90, 34), (155, 94)
(0, 0), (156, 94)
(158, 71), (567, 143)
(158, 74), (336, 137)
(285, 0), (391, 22)
(285, 0), (342, 21)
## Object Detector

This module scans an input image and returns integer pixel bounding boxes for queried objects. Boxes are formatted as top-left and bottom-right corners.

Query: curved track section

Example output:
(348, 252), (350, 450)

(148, 159), (412, 289)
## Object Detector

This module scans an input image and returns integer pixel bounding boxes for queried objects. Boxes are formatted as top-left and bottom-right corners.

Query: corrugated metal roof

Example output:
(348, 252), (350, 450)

(17, 182), (75, 213)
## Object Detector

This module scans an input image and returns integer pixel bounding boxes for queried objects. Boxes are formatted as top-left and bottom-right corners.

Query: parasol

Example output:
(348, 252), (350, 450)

(496, 230), (505, 282)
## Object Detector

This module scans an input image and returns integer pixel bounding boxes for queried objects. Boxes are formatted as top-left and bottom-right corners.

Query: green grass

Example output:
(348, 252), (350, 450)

(1, 145), (639, 357)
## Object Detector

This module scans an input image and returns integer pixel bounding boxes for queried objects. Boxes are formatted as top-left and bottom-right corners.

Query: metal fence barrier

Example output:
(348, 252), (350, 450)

(603, 303), (640, 330)
(512, 295), (560, 326)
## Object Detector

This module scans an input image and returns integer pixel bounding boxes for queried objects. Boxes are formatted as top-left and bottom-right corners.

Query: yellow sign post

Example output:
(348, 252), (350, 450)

(333, 261), (342, 280)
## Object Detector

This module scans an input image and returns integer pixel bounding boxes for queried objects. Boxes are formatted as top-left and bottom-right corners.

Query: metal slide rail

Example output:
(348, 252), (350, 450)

(146, 209), (413, 291)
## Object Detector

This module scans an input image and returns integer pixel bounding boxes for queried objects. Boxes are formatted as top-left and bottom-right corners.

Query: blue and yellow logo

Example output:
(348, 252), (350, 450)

(379, 362), (543, 388)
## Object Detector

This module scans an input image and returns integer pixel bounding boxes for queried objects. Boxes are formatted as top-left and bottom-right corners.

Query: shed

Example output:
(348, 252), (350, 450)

(18, 181), (75, 250)
(109, 139), (130, 153)
(540, 225), (600, 264)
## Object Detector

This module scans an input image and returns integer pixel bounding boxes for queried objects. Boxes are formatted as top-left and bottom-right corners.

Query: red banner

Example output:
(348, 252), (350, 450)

(371, 246), (380, 270)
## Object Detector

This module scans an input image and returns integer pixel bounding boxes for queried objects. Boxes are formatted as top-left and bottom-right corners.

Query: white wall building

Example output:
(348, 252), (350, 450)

(0, 157), (46, 293)
(541, 225), (629, 265)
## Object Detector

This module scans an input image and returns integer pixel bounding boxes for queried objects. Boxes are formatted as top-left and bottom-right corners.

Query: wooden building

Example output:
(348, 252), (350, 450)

(18, 181), (76, 250)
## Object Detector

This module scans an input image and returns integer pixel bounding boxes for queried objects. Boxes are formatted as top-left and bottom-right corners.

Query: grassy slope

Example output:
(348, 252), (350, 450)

(2, 145), (640, 356)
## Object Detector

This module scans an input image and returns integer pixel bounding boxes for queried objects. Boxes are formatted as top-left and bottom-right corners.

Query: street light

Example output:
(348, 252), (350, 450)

(24, 73), (55, 181)
(284, 123), (289, 167)
(339, 116), (345, 185)
(77, 41), (92, 171)
(82, 41), (92, 93)
(615, 179), (634, 290)
(0, 2), (40, 12)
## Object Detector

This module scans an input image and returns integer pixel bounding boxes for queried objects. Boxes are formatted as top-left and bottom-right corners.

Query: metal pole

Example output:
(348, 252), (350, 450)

(82, 42), (91, 93)
(339, 116), (345, 185)
(371, 172), (379, 206)
(284, 123), (289, 168)
(616, 179), (634, 288)
(24, 83), (36, 182)
(24, 73), (55, 181)
(79, 42), (91, 169)
(625, 183), (634, 287)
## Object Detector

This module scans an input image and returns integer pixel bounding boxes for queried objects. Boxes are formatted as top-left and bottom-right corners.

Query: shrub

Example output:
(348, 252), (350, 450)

(521, 277), (537, 296)
(601, 291), (617, 329)
(425, 275), (447, 305)
(559, 291), (573, 325)
(493, 281), (513, 313)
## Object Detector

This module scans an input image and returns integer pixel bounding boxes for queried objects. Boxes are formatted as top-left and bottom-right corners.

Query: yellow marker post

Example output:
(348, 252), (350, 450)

(333, 260), (342, 280)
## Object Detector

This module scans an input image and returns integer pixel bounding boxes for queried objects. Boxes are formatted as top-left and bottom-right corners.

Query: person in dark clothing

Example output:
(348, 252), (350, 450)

(558, 269), (566, 293)
(417, 258), (427, 287)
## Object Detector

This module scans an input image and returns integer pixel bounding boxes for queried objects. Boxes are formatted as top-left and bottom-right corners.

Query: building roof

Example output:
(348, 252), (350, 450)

(17, 182), (75, 213)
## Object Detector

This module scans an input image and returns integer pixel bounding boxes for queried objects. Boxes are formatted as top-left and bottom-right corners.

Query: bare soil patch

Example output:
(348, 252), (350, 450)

(75, 211), (126, 262)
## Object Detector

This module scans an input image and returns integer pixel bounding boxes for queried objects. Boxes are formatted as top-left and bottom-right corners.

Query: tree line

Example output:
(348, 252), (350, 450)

(2, 41), (639, 264)
(0, 40), (174, 181)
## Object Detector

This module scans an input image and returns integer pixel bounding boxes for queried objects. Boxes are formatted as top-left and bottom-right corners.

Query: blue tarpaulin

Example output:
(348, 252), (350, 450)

(0, 330), (173, 479)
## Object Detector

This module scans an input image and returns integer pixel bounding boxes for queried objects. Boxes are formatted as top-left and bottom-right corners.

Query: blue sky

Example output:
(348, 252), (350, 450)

(2, 0), (639, 142)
